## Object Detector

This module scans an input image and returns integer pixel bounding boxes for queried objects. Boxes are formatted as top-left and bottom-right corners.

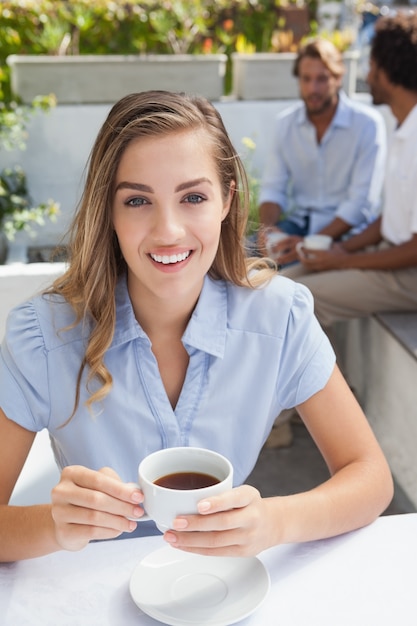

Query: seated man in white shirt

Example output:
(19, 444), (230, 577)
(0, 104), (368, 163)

(282, 12), (417, 338)
(257, 38), (387, 267)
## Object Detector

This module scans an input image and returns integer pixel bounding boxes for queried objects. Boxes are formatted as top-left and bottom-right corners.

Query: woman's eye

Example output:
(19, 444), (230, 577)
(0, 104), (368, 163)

(126, 196), (148, 207)
(184, 193), (205, 204)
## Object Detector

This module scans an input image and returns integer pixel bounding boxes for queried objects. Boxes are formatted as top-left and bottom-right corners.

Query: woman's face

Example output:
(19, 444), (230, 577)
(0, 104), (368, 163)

(112, 129), (232, 308)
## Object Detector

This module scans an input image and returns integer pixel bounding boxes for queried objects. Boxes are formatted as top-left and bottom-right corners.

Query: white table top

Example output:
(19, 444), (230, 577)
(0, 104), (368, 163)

(1, 513), (416, 626)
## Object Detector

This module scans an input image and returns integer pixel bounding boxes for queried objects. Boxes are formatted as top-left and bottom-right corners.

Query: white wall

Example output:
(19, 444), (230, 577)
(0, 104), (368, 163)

(0, 262), (65, 339)
(0, 96), (395, 249)
(2, 101), (288, 247)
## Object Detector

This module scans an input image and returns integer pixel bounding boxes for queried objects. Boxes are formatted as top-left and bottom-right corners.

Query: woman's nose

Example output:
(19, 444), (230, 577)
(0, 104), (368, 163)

(151, 207), (185, 242)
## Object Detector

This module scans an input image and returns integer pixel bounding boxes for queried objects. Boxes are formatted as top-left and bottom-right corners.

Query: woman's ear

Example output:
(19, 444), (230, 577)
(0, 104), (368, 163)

(222, 181), (236, 221)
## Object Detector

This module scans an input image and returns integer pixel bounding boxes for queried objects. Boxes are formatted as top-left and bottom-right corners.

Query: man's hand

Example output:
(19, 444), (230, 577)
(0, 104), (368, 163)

(297, 242), (348, 271)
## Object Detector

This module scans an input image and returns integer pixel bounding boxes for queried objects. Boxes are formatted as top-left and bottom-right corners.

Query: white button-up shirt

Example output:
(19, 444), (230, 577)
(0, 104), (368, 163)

(382, 104), (417, 244)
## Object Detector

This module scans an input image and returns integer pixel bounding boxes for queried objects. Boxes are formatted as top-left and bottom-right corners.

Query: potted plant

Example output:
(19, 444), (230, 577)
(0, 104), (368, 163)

(0, 98), (59, 264)
(231, 2), (360, 99)
(5, 0), (227, 103)
(232, 47), (359, 99)
(7, 53), (228, 105)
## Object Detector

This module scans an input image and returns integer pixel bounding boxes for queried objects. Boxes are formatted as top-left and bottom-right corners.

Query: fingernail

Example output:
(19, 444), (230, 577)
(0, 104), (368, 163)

(128, 521), (137, 531)
(164, 532), (177, 543)
(198, 500), (211, 513)
(173, 518), (188, 530)
(131, 491), (142, 503)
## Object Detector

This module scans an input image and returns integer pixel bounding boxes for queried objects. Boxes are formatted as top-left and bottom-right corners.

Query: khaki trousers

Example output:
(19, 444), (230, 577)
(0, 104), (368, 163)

(282, 243), (417, 329)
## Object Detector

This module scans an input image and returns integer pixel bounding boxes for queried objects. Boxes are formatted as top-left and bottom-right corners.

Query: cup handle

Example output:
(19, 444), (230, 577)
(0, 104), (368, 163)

(295, 241), (306, 258)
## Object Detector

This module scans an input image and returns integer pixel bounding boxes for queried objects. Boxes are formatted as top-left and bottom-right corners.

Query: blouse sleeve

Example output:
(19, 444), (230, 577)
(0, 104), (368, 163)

(0, 300), (51, 431)
(277, 281), (336, 409)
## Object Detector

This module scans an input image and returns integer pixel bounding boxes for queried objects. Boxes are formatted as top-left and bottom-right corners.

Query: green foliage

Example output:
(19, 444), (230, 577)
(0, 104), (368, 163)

(0, 0), (318, 100)
(240, 137), (261, 236)
(0, 94), (55, 149)
(0, 165), (59, 240)
(0, 95), (59, 240)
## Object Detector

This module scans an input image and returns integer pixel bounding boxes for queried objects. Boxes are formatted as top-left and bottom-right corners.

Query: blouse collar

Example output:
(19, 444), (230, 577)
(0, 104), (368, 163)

(111, 274), (228, 358)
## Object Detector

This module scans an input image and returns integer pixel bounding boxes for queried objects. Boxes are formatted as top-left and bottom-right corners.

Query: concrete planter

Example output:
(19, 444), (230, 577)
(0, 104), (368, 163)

(231, 50), (360, 100)
(7, 54), (228, 104)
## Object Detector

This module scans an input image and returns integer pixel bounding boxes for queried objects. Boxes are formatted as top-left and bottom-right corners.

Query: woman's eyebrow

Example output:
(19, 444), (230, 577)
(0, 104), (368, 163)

(115, 181), (153, 192)
(114, 177), (212, 193)
(175, 178), (212, 192)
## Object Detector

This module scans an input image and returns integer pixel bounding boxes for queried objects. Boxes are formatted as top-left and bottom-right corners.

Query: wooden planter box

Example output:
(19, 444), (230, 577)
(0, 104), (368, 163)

(7, 54), (228, 104)
(231, 50), (360, 100)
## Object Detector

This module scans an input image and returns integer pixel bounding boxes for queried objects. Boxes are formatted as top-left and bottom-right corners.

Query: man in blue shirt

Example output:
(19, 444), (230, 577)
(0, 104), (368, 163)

(257, 38), (386, 266)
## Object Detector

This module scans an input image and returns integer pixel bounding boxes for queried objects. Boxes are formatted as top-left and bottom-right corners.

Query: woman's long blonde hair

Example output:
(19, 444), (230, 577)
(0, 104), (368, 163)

(49, 90), (275, 414)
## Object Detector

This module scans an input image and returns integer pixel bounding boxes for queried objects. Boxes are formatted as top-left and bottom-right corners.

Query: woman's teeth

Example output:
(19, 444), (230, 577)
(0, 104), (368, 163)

(150, 251), (191, 265)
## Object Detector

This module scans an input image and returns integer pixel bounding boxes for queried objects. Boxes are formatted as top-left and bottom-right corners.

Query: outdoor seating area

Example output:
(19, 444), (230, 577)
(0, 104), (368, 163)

(1, 6), (417, 625)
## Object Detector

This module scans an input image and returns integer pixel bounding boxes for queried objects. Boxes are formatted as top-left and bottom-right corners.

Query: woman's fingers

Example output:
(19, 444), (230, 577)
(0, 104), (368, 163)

(164, 485), (270, 557)
(196, 483), (260, 516)
(53, 466), (142, 507)
(51, 465), (143, 550)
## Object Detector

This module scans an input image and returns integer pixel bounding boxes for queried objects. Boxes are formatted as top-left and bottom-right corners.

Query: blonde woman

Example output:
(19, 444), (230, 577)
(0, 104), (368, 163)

(0, 91), (392, 562)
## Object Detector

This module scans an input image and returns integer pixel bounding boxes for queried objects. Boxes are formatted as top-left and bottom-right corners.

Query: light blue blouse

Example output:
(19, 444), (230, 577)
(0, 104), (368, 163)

(259, 91), (387, 234)
(0, 274), (334, 489)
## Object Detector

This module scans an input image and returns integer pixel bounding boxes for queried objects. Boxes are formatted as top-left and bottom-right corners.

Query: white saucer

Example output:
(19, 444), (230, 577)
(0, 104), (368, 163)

(129, 545), (270, 626)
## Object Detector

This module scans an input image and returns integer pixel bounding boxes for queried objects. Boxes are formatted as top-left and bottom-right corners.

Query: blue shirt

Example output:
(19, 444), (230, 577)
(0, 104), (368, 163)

(0, 274), (334, 489)
(259, 91), (387, 234)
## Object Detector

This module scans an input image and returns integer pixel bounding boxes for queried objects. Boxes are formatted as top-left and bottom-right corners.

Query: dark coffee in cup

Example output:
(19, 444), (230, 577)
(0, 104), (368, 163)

(154, 471), (220, 490)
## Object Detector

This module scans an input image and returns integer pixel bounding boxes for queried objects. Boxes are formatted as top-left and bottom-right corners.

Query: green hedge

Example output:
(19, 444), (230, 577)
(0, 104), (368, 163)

(0, 0), (318, 100)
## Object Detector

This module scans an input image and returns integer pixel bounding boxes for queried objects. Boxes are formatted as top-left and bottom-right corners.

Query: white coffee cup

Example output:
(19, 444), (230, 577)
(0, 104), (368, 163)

(264, 230), (288, 259)
(296, 234), (332, 258)
(135, 447), (233, 533)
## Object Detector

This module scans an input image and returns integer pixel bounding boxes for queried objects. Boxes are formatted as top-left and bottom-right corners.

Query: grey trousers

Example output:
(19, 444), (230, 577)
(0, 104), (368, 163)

(282, 243), (417, 328)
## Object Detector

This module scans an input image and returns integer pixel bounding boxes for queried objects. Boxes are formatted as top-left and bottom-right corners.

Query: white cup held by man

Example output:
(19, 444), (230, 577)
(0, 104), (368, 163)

(264, 230), (289, 260)
(137, 447), (233, 533)
(296, 234), (332, 258)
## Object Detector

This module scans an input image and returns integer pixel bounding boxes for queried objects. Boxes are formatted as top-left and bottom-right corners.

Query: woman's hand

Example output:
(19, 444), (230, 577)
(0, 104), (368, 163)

(51, 466), (144, 551)
(163, 485), (277, 557)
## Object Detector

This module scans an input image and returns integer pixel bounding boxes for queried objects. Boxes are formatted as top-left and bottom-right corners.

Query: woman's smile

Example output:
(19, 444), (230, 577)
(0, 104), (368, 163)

(149, 249), (192, 269)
